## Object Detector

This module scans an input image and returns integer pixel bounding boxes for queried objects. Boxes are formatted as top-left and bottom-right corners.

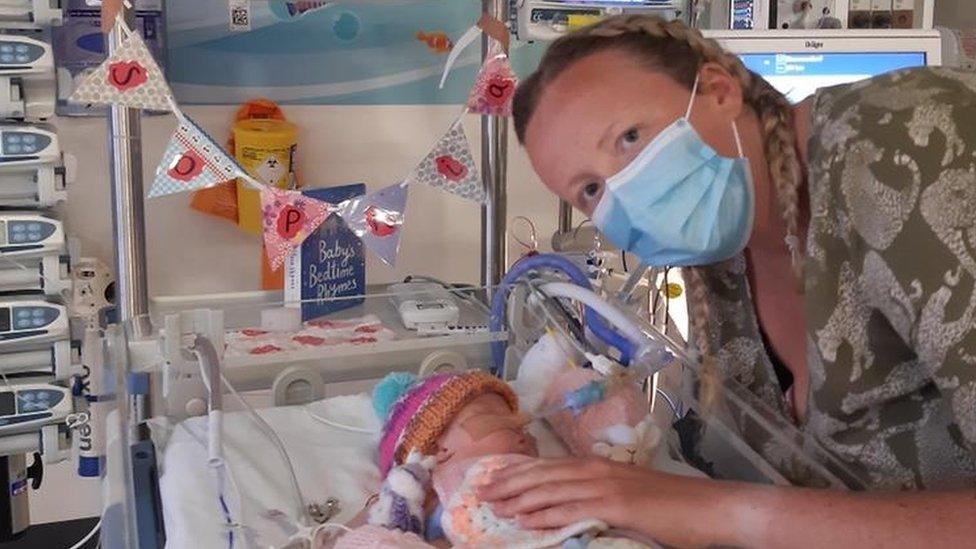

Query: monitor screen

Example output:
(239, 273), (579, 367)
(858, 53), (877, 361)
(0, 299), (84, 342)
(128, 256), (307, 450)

(739, 52), (927, 103)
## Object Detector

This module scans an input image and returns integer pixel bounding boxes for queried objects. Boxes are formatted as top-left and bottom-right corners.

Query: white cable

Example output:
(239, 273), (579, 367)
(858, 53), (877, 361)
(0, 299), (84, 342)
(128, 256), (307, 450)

(220, 373), (309, 524)
(303, 406), (375, 435)
(540, 282), (647, 350)
(67, 519), (100, 549)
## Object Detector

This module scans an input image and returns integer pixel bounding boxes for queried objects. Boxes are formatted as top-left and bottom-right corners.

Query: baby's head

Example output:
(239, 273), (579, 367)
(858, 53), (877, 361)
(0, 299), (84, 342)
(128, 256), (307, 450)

(373, 370), (538, 477)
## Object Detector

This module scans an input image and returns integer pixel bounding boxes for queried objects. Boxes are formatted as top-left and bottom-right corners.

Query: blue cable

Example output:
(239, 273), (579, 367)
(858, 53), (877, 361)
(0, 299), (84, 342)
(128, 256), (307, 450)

(489, 253), (635, 376)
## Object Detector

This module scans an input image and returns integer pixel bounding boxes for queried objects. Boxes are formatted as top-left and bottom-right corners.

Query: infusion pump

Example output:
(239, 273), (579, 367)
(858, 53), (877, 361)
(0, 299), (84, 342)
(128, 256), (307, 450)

(512, 0), (686, 41)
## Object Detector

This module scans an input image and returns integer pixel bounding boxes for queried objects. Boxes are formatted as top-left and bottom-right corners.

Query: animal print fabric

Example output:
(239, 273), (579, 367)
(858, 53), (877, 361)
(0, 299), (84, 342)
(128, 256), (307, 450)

(695, 67), (976, 490)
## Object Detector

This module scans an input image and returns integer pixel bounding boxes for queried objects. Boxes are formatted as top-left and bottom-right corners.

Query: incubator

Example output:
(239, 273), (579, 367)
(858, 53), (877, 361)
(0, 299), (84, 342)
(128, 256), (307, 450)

(93, 257), (868, 548)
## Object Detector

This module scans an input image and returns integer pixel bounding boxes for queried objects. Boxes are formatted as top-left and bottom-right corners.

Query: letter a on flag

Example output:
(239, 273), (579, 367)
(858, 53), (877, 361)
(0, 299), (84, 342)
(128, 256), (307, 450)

(148, 115), (246, 198)
(69, 23), (174, 112)
(260, 186), (333, 272)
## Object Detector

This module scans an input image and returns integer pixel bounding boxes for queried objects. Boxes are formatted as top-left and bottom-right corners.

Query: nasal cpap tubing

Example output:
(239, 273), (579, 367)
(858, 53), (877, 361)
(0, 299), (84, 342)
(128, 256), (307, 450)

(490, 253), (639, 374)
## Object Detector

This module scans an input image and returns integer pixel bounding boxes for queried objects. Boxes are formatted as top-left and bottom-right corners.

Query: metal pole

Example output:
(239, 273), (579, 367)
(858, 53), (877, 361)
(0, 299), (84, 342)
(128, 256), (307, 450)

(557, 199), (573, 234)
(107, 4), (149, 324)
(480, 0), (509, 291)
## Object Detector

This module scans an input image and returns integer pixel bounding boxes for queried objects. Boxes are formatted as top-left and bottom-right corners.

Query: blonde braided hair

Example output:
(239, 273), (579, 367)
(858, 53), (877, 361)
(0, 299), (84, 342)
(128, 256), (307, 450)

(513, 15), (804, 365)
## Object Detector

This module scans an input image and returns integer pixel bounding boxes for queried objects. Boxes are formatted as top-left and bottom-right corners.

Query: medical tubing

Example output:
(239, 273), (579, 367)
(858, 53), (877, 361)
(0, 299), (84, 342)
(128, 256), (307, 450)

(220, 373), (309, 524)
(208, 410), (224, 468)
(538, 281), (651, 362)
(489, 254), (635, 374)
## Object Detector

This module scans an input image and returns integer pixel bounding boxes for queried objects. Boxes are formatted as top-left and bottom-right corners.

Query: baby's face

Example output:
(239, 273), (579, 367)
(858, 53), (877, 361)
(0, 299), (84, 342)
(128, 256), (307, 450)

(434, 393), (538, 468)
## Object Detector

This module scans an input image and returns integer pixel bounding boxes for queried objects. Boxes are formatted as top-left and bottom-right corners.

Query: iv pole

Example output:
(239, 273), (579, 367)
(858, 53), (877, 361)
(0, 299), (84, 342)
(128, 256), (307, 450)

(480, 0), (509, 291)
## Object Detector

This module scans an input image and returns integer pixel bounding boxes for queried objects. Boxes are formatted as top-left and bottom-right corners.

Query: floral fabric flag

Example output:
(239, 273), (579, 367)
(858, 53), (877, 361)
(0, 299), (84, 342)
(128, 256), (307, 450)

(466, 53), (517, 117)
(148, 115), (246, 198)
(260, 186), (333, 271)
(334, 182), (409, 266)
(409, 121), (485, 203)
(68, 25), (174, 111)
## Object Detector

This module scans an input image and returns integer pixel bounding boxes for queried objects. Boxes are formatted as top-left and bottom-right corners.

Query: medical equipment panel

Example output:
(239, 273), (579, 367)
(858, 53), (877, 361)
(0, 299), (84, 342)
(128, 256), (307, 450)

(0, 125), (67, 207)
(389, 282), (461, 330)
(512, 0), (686, 41)
(0, 0), (63, 29)
(706, 28), (941, 103)
(0, 299), (67, 346)
(0, 383), (71, 435)
(0, 35), (55, 121)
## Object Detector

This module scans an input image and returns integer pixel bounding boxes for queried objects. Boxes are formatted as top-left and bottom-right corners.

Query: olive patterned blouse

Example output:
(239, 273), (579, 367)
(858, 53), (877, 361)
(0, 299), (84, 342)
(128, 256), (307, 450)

(695, 67), (976, 490)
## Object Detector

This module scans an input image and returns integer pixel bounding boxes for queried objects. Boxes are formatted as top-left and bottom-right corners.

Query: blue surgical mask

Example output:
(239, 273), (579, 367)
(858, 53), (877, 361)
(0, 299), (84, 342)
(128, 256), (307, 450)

(591, 77), (754, 267)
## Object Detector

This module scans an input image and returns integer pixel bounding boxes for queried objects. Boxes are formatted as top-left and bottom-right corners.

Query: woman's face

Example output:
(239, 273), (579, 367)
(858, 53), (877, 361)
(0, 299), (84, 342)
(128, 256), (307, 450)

(523, 49), (744, 216)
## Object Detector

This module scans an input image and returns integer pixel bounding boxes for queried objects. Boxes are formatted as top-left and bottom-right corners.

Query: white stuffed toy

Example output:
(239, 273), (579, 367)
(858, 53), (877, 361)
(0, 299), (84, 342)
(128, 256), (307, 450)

(591, 415), (662, 467)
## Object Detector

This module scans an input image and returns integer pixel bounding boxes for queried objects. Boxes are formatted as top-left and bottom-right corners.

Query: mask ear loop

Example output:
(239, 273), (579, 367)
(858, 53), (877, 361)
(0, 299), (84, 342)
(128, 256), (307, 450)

(684, 73), (701, 120)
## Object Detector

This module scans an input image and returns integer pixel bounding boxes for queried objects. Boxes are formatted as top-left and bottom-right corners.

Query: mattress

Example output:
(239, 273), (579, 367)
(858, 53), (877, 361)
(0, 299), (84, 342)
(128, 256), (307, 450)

(156, 393), (570, 548)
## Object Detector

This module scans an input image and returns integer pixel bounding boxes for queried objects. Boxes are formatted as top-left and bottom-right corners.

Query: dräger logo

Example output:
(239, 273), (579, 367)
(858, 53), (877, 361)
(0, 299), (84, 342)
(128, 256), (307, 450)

(805, 40), (825, 49)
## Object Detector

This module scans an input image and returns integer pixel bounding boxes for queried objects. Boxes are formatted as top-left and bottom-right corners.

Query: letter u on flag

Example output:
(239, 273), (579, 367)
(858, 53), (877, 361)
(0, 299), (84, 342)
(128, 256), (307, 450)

(148, 115), (246, 198)
(260, 186), (333, 272)
(68, 23), (174, 112)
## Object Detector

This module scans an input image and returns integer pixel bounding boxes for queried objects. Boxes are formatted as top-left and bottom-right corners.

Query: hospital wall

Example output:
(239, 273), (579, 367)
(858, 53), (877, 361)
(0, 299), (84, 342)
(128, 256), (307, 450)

(56, 106), (558, 298)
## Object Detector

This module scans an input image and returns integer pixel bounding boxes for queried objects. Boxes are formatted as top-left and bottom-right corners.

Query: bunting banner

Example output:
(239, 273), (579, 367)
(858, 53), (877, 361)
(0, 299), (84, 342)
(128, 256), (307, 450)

(260, 186), (334, 272)
(334, 182), (410, 267)
(148, 115), (247, 198)
(409, 120), (485, 203)
(466, 53), (517, 118)
(68, 23), (174, 112)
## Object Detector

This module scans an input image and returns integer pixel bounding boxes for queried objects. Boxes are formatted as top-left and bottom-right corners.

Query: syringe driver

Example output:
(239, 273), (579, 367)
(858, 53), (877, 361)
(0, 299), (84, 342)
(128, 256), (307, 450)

(0, 125), (68, 207)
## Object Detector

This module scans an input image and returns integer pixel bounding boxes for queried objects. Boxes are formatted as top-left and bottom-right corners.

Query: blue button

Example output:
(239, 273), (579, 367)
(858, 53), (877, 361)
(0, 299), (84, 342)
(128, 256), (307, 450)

(14, 45), (27, 53)
(0, 54), (13, 63)
(27, 232), (41, 240)
(26, 223), (40, 231)
(11, 223), (24, 233)
(22, 393), (33, 401)
(6, 144), (21, 154)
(16, 309), (29, 319)
(32, 309), (44, 318)
(0, 45), (11, 53)
(6, 134), (20, 143)
(22, 134), (35, 144)
(11, 233), (26, 242)
(15, 321), (30, 329)
(15, 55), (28, 63)
(31, 318), (45, 327)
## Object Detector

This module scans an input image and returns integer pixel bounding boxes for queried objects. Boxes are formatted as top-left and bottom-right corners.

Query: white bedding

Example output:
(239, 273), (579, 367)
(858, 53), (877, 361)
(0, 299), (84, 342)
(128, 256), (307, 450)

(157, 393), (570, 548)
(155, 389), (704, 549)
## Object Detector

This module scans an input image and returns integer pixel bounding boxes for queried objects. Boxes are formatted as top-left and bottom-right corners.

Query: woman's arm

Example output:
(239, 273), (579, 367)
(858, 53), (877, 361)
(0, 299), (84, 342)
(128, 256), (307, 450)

(478, 457), (976, 549)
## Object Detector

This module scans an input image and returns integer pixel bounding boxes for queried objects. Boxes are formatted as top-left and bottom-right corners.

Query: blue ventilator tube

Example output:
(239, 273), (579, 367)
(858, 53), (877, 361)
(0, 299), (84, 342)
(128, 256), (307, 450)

(489, 253), (636, 376)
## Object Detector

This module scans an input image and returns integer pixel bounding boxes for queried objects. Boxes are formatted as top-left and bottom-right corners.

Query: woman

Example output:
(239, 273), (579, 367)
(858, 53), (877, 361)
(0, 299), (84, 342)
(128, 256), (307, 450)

(479, 15), (976, 548)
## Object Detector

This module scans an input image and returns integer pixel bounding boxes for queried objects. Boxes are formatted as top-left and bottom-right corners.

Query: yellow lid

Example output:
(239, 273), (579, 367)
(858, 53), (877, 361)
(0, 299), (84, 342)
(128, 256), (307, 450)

(233, 119), (298, 146)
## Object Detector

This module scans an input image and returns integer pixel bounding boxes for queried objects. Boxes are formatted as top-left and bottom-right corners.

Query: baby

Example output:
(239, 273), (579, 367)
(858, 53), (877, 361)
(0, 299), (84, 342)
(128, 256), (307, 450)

(329, 367), (660, 548)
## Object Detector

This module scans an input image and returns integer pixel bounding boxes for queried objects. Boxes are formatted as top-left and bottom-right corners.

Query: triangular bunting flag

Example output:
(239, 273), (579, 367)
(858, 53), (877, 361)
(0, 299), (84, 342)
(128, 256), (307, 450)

(149, 115), (246, 198)
(466, 53), (517, 117)
(260, 186), (333, 272)
(409, 121), (485, 203)
(334, 182), (409, 267)
(68, 25), (174, 111)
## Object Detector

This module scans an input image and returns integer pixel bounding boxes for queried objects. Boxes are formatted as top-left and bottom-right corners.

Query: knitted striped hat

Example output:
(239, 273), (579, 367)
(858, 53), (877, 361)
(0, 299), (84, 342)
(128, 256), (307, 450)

(373, 370), (518, 477)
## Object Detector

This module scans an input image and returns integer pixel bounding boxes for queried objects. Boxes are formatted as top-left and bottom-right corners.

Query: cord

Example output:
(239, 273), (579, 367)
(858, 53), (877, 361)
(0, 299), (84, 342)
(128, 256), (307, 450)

(303, 406), (375, 435)
(220, 373), (310, 524)
(621, 250), (629, 273)
(67, 519), (100, 549)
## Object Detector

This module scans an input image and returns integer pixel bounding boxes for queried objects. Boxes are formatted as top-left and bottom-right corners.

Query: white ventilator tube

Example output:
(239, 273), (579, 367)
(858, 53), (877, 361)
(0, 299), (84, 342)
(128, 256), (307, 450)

(538, 281), (695, 367)
(78, 328), (106, 477)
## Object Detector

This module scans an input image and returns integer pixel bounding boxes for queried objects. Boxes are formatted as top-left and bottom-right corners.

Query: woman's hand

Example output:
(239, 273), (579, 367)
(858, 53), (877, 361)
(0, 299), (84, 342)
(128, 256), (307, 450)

(477, 456), (745, 548)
